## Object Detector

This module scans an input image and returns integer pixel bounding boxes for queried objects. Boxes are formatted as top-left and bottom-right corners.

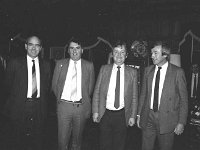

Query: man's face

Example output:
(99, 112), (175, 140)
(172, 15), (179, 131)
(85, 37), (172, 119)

(68, 42), (83, 61)
(151, 45), (167, 67)
(113, 45), (126, 66)
(25, 36), (42, 59)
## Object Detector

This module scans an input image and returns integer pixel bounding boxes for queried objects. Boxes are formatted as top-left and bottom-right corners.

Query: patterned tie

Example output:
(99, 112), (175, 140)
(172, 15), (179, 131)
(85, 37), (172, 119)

(153, 67), (162, 112)
(114, 66), (121, 109)
(32, 60), (37, 98)
(71, 61), (77, 101)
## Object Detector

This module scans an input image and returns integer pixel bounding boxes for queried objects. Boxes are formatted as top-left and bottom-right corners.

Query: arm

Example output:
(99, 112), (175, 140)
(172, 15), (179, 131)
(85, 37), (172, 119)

(129, 69), (138, 126)
(174, 68), (188, 135)
(92, 66), (104, 122)
(89, 63), (95, 97)
(51, 60), (61, 96)
(5, 59), (15, 95)
(137, 67), (148, 128)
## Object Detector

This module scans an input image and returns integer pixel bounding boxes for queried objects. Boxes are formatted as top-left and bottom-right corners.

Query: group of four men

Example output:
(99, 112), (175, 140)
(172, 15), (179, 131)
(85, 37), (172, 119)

(4, 35), (188, 150)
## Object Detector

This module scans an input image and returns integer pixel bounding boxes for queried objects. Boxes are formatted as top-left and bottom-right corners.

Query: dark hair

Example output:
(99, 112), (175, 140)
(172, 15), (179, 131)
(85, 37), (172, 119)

(68, 37), (82, 48)
(112, 40), (127, 51)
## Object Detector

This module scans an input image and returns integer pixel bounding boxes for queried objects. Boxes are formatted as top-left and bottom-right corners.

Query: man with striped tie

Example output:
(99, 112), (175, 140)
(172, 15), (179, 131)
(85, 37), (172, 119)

(4, 35), (51, 150)
(52, 37), (95, 150)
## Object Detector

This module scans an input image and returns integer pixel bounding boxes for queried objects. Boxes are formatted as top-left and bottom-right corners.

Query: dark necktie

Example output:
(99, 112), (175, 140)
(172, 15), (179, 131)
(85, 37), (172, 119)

(153, 67), (162, 112)
(193, 74), (197, 98)
(114, 66), (121, 109)
(32, 60), (37, 98)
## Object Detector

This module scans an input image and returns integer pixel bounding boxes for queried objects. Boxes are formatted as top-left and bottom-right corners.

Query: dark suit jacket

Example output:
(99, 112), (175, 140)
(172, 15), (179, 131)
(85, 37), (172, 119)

(138, 63), (188, 134)
(92, 64), (138, 126)
(52, 58), (95, 119)
(4, 56), (51, 122)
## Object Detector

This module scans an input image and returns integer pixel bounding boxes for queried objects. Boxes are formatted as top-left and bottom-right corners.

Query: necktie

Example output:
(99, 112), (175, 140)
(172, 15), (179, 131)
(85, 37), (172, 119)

(153, 67), (162, 112)
(114, 66), (121, 109)
(32, 60), (37, 98)
(71, 61), (77, 101)
(193, 74), (197, 98)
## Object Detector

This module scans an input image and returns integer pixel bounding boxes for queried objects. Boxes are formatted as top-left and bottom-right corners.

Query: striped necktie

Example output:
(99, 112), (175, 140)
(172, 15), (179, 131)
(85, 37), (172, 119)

(32, 60), (37, 98)
(70, 61), (77, 101)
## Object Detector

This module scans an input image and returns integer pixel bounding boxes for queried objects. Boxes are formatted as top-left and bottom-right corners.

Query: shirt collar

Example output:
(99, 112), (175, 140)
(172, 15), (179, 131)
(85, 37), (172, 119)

(114, 63), (124, 70)
(156, 61), (168, 70)
(27, 55), (39, 63)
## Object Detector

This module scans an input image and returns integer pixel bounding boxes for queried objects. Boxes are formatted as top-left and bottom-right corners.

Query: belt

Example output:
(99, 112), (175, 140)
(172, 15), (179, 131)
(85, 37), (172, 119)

(60, 99), (82, 104)
(26, 98), (40, 102)
(106, 108), (124, 113)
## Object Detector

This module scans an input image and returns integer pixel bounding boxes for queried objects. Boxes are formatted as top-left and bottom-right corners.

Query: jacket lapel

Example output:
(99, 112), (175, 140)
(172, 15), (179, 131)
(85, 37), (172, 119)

(58, 59), (70, 93)
(105, 64), (113, 97)
(160, 64), (171, 101)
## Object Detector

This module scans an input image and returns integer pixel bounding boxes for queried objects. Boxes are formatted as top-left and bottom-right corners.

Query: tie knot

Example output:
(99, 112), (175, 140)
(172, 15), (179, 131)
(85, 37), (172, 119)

(158, 67), (162, 70)
(32, 59), (35, 63)
(117, 66), (121, 70)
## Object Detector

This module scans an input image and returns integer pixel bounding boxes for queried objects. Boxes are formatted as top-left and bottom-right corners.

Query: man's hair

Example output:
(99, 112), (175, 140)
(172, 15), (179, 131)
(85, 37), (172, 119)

(68, 37), (82, 48)
(112, 40), (127, 51)
(26, 35), (42, 45)
(154, 41), (171, 61)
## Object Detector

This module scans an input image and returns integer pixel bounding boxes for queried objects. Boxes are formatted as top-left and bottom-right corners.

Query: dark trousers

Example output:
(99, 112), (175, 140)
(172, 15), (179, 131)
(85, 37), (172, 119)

(99, 108), (127, 150)
(57, 101), (86, 150)
(11, 100), (43, 150)
(142, 110), (174, 150)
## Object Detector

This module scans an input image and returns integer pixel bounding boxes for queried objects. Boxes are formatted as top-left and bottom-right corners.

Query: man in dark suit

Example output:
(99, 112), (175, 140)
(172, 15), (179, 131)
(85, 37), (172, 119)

(137, 41), (188, 150)
(52, 37), (95, 150)
(4, 35), (51, 150)
(92, 40), (138, 150)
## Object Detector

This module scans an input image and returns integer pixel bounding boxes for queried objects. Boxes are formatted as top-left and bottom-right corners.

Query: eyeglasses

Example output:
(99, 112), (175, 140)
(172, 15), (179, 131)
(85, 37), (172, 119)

(27, 43), (41, 49)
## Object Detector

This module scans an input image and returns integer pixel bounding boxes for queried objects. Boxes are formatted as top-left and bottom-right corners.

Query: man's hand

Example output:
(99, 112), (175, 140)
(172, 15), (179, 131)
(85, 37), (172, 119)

(128, 118), (135, 126)
(136, 115), (141, 128)
(93, 113), (99, 123)
(174, 123), (184, 135)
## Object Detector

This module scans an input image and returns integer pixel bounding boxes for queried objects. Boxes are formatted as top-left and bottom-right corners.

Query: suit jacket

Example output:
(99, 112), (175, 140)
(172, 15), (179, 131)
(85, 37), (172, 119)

(138, 63), (188, 134)
(4, 56), (51, 122)
(52, 58), (95, 119)
(92, 64), (138, 126)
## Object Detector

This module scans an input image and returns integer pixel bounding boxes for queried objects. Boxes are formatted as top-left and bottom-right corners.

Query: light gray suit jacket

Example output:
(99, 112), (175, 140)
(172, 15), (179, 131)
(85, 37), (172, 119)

(138, 63), (188, 134)
(92, 64), (138, 126)
(52, 58), (95, 119)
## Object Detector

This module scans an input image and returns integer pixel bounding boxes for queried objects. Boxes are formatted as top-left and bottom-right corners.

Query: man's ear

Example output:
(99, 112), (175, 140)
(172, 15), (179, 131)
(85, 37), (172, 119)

(25, 43), (28, 50)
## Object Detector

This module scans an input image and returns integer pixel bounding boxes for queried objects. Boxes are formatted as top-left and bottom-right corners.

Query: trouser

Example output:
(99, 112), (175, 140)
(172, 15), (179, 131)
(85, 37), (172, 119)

(57, 100), (86, 150)
(99, 108), (127, 150)
(142, 110), (174, 150)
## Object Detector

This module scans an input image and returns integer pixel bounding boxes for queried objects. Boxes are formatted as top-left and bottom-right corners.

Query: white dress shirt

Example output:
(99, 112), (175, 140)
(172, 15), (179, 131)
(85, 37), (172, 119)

(27, 55), (40, 98)
(61, 59), (82, 101)
(150, 62), (168, 110)
(106, 64), (125, 110)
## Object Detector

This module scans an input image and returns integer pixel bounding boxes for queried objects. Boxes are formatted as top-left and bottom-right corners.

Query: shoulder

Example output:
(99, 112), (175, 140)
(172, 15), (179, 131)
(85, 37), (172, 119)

(169, 63), (184, 73)
(7, 57), (25, 67)
(125, 65), (137, 72)
(55, 58), (69, 66)
(81, 59), (93, 65)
